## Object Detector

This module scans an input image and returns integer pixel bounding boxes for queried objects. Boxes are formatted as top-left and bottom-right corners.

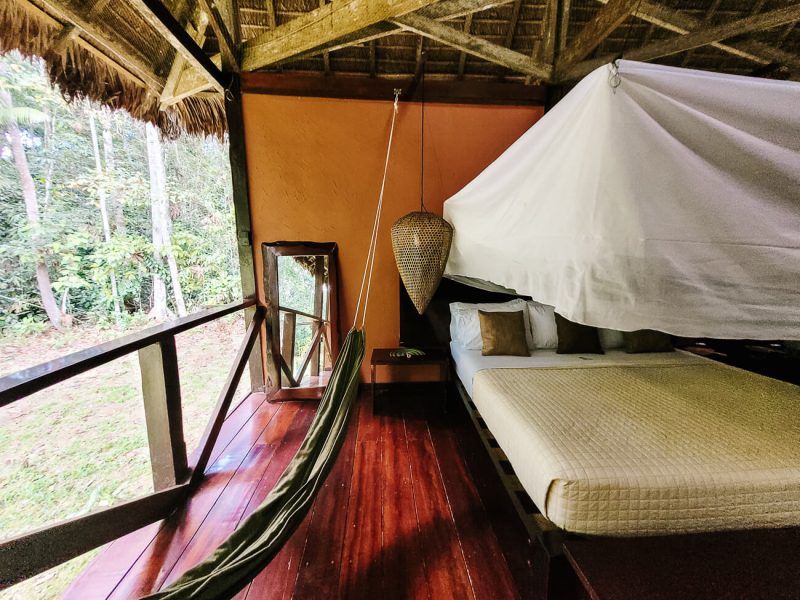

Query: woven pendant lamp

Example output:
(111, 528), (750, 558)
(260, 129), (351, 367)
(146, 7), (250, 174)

(390, 54), (453, 314)
(391, 211), (453, 314)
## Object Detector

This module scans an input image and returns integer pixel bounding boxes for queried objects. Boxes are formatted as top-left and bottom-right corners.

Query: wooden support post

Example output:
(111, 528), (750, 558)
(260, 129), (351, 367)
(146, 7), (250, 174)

(311, 256), (324, 378)
(138, 336), (188, 491)
(281, 311), (296, 377)
(225, 74), (265, 393)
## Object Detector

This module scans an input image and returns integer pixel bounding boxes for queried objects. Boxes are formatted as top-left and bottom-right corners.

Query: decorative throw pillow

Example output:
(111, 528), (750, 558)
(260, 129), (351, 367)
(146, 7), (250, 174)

(449, 299), (534, 350)
(623, 330), (673, 353)
(555, 314), (604, 354)
(527, 301), (559, 349)
(478, 310), (530, 356)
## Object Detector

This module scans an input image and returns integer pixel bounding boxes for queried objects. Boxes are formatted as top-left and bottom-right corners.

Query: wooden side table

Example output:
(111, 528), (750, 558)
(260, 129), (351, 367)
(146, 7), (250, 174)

(370, 347), (449, 404)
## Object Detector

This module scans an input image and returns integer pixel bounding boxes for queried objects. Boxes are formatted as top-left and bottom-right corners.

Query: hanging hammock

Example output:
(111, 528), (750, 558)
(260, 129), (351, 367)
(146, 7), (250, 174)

(144, 91), (402, 600)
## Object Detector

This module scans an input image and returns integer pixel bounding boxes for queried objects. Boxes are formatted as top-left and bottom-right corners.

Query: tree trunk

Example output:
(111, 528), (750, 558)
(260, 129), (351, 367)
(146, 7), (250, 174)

(3, 90), (62, 328)
(89, 109), (121, 319)
(145, 122), (186, 319)
(101, 114), (126, 235)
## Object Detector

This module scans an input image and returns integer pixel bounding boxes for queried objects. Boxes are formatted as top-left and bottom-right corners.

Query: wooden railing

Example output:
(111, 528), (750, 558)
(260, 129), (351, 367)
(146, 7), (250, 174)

(0, 299), (264, 588)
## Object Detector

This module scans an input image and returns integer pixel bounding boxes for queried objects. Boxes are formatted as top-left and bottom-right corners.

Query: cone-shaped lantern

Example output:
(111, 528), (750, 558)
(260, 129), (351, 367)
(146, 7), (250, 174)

(391, 211), (453, 314)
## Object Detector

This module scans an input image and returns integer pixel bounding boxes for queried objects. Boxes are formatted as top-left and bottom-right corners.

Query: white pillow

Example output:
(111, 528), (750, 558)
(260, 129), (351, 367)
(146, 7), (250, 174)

(526, 301), (558, 349)
(599, 328), (624, 349)
(450, 299), (533, 350)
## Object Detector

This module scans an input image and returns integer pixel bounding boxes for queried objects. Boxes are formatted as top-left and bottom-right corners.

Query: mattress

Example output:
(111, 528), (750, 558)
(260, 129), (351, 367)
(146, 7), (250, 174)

(450, 342), (705, 396)
(459, 351), (800, 536)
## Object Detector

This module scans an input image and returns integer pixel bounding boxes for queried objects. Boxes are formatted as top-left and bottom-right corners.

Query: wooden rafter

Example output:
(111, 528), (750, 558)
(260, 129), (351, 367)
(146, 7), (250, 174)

(557, 0), (639, 68)
(595, 0), (800, 77)
(561, 2), (800, 81)
(320, 0), (332, 75)
(197, 0), (239, 71)
(128, 0), (227, 91)
(558, 0), (571, 52)
(458, 13), (473, 79)
(24, 0), (164, 92)
(165, 54), (223, 105)
(263, 0), (278, 29)
(681, 0), (722, 67)
(160, 12), (209, 107)
(271, 0), (516, 66)
(49, 24), (78, 55)
(242, 0), (461, 71)
(537, 0), (559, 65)
(504, 0), (522, 48)
(393, 13), (552, 79)
(219, 0), (243, 47)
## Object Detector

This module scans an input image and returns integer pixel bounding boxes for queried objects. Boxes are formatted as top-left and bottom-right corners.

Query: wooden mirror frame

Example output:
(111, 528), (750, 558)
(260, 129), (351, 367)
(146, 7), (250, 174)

(262, 242), (340, 400)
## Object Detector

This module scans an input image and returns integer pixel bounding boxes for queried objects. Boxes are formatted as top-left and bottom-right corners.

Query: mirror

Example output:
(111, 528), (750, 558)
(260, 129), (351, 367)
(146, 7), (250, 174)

(262, 242), (339, 399)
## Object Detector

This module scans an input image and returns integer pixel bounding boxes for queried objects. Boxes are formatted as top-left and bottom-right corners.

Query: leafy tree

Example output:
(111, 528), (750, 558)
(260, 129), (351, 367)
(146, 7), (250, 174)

(0, 63), (61, 328)
(0, 51), (241, 333)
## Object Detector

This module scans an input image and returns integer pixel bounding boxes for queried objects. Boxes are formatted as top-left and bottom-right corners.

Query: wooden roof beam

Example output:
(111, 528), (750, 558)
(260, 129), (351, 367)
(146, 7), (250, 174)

(596, 0), (800, 77)
(538, 0), (559, 65)
(391, 13), (553, 80)
(219, 0), (243, 46)
(160, 12), (210, 107)
(241, 0), (501, 70)
(558, 0), (571, 52)
(161, 54), (223, 106)
(26, 0), (164, 92)
(197, 0), (239, 71)
(271, 0), (515, 66)
(50, 24), (78, 55)
(559, 2), (800, 82)
(503, 0), (522, 48)
(458, 13), (473, 79)
(556, 0), (639, 70)
(680, 0), (722, 67)
(128, 0), (227, 91)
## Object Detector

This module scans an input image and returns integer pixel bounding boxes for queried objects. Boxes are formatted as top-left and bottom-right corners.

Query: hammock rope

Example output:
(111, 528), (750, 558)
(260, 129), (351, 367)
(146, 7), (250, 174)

(354, 90), (401, 328)
(144, 90), (402, 600)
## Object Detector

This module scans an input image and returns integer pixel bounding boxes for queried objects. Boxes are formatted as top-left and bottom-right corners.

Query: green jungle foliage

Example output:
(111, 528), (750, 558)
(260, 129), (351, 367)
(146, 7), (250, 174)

(0, 51), (241, 333)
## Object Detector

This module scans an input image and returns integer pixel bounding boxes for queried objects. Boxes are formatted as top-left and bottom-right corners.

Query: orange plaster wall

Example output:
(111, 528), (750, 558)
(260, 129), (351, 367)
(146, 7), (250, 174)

(243, 94), (542, 381)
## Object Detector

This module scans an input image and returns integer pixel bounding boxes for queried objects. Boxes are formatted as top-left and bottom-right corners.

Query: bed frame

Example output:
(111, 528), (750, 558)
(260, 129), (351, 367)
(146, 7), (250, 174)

(401, 278), (581, 599)
(400, 277), (800, 600)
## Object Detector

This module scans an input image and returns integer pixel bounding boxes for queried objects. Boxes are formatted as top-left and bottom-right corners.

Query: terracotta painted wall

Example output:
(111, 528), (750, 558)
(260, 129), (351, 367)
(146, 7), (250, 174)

(243, 94), (542, 381)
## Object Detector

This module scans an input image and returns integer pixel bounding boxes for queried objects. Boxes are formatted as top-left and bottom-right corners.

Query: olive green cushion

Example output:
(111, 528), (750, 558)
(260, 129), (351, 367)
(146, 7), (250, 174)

(623, 329), (674, 353)
(478, 310), (530, 356)
(555, 314), (604, 354)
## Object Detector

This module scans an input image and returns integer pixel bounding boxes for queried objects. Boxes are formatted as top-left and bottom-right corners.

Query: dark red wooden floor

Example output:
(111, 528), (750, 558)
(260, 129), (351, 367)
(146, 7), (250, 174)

(63, 387), (535, 599)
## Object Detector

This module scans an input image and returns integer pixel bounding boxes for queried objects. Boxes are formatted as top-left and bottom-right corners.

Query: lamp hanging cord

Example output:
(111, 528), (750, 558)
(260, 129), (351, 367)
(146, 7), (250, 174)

(353, 89), (402, 329)
(419, 54), (426, 212)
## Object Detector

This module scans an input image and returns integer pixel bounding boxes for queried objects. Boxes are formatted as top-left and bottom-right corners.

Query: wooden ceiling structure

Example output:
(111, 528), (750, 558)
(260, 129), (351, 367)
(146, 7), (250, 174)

(2, 0), (800, 134)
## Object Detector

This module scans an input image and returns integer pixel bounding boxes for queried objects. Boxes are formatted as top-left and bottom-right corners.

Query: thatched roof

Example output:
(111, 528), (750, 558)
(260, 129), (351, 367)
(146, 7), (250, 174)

(2, 0), (799, 137)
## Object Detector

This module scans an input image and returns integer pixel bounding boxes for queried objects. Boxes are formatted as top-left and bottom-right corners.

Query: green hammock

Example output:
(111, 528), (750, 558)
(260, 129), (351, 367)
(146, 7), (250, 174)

(144, 328), (365, 600)
(145, 90), (402, 600)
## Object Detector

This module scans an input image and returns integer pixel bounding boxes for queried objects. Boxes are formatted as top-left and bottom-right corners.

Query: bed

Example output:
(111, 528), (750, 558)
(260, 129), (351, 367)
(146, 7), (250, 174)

(450, 343), (800, 537)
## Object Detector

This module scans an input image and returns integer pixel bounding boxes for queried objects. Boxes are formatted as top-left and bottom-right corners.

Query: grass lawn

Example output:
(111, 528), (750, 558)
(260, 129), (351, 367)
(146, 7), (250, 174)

(0, 316), (252, 599)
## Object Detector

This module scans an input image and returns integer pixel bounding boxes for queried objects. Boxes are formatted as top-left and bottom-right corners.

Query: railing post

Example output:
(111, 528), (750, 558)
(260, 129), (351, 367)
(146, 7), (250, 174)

(138, 335), (188, 490)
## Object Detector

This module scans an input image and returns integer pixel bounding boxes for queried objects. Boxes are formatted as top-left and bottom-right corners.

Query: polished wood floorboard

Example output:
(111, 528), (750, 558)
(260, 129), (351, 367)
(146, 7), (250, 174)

(64, 387), (534, 599)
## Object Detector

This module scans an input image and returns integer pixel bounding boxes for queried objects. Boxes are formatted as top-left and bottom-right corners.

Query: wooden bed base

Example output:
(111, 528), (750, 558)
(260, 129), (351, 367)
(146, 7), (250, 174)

(403, 277), (800, 600)
(451, 373), (588, 600)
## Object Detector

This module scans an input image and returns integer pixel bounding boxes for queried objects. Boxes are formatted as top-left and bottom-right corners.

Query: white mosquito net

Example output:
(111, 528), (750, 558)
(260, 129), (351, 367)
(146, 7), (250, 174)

(444, 60), (800, 340)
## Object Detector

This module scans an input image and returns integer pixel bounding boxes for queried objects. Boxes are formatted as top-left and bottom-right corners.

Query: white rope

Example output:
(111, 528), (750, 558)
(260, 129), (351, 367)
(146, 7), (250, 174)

(353, 90), (401, 329)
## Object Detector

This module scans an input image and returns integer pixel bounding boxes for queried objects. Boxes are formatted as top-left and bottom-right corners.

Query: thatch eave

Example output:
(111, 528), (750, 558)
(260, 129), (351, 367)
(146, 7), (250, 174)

(1, 1), (227, 139)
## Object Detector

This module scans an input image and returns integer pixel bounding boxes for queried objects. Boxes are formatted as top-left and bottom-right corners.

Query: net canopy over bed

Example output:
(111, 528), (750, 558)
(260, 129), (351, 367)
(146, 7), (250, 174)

(443, 60), (800, 340)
